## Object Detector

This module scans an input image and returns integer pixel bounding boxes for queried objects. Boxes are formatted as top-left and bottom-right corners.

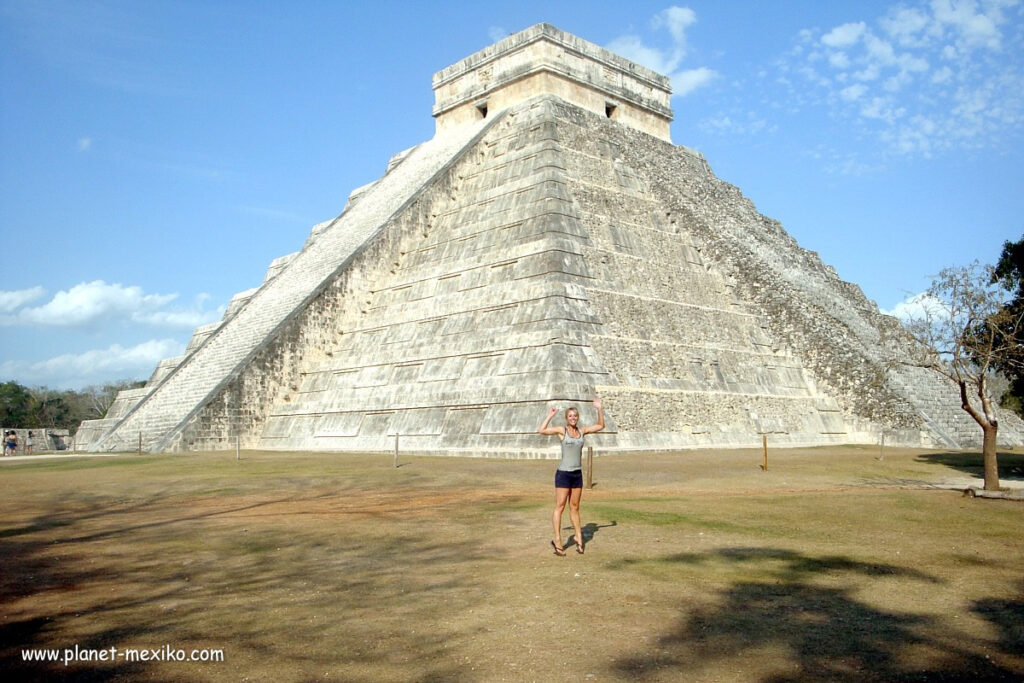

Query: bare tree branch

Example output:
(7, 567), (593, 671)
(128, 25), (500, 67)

(896, 260), (1013, 490)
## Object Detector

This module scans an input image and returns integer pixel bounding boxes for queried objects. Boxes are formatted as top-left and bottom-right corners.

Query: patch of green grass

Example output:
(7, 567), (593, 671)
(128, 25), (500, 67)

(191, 487), (246, 496)
(232, 534), (287, 556)
(587, 503), (756, 533)
(486, 498), (544, 513)
(1, 455), (157, 472)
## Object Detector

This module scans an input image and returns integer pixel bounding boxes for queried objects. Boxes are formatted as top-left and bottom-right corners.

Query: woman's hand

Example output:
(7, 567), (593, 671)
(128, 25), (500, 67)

(539, 404), (562, 436)
(582, 397), (605, 434)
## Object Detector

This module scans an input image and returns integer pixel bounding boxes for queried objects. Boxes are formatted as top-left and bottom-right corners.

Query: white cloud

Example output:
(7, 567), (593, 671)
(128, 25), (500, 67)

(853, 62), (882, 82)
(860, 97), (905, 123)
(1, 280), (221, 330)
(863, 33), (897, 65)
(672, 67), (717, 96)
(829, 51), (852, 69)
(898, 52), (930, 73)
(0, 286), (46, 313)
(822, 21), (867, 48)
(824, 156), (879, 176)
(607, 5), (715, 98)
(487, 26), (508, 43)
(652, 6), (697, 58)
(840, 83), (868, 101)
(607, 35), (680, 76)
(698, 113), (770, 136)
(881, 7), (931, 45)
(777, 0), (1024, 157)
(932, 65), (954, 83)
(12, 280), (175, 327)
(931, 0), (1005, 50)
(133, 309), (222, 328)
(882, 291), (949, 321)
(77, 137), (92, 152)
(0, 339), (184, 390)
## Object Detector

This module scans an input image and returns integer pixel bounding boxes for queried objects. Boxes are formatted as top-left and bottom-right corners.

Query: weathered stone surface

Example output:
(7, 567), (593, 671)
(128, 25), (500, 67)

(77, 24), (1023, 456)
(1, 428), (69, 453)
(433, 23), (672, 141)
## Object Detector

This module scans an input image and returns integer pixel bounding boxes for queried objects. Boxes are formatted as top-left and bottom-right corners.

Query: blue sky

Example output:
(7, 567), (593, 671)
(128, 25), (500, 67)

(1, 0), (1022, 390)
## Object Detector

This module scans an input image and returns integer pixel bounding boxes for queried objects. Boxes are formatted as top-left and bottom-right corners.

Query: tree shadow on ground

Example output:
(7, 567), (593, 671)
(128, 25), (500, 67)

(971, 579), (1024, 657)
(612, 547), (1021, 681)
(916, 451), (1024, 484)
(0, 489), (489, 681)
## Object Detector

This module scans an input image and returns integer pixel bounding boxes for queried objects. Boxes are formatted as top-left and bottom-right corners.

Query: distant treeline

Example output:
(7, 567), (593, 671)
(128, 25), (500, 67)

(0, 380), (145, 431)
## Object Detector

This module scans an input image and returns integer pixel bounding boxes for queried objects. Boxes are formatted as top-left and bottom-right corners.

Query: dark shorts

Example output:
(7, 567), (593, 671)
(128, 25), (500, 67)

(555, 469), (583, 489)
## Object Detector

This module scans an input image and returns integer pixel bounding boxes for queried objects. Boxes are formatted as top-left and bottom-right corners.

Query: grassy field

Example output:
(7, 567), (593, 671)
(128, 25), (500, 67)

(1, 446), (1022, 681)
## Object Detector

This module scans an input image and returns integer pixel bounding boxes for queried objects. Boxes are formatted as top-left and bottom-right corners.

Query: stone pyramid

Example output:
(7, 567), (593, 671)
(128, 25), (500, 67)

(76, 24), (1023, 456)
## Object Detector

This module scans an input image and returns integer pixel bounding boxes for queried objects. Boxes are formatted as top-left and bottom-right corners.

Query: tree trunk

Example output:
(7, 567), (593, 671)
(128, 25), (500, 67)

(982, 424), (1000, 491)
(958, 379), (1002, 491)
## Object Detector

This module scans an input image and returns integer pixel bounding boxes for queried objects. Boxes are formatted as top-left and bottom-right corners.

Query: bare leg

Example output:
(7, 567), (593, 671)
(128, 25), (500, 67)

(569, 487), (583, 551)
(552, 487), (571, 551)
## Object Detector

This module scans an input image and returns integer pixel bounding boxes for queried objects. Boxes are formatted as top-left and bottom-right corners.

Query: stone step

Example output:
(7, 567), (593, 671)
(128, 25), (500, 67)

(90, 116), (499, 452)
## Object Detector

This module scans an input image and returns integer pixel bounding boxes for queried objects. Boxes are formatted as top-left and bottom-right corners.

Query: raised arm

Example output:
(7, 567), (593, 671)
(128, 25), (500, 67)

(582, 397), (605, 434)
(538, 405), (564, 437)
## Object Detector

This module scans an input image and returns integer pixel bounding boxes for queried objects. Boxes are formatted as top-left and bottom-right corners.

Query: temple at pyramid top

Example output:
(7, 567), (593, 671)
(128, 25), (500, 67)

(432, 23), (674, 141)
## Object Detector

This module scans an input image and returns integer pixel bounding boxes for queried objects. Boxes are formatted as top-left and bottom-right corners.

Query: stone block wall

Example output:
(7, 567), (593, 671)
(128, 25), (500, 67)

(254, 98), (610, 455)
(433, 23), (672, 141)
(1, 428), (70, 453)
(558, 97), (1020, 447)
(81, 92), (1023, 455)
(86, 112), (495, 453)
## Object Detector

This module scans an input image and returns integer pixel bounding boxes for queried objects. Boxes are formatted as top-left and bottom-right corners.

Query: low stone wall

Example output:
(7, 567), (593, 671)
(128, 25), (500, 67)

(1, 428), (71, 454)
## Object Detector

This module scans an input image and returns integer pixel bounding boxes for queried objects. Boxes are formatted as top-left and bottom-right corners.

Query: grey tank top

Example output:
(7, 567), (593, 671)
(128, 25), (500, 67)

(558, 427), (584, 471)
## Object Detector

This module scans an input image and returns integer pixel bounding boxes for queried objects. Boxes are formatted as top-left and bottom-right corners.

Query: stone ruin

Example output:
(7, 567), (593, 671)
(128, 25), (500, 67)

(75, 23), (1024, 456)
(1, 428), (70, 454)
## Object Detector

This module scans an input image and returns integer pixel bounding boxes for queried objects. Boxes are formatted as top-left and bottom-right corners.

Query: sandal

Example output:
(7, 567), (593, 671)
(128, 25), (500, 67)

(551, 540), (566, 556)
(575, 542), (585, 555)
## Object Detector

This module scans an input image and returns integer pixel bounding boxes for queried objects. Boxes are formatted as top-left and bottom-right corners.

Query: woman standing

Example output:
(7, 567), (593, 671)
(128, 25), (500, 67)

(538, 398), (604, 555)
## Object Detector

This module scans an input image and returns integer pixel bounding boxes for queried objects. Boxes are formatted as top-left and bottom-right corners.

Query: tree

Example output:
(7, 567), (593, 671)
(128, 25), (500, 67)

(79, 383), (119, 419)
(82, 380), (146, 419)
(901, 261), (1023, 491)
(993, 236), (1024, 296)
(28, 389), (65, 429)
(0, 378), (147, 431)
(0, 381), (32, 426)
(989, 236), (1024, 416)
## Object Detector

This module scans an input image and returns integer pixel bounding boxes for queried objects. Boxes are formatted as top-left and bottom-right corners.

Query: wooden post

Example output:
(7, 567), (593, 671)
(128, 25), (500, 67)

(138, 432), (142, 456)
(586, 446), (594, 489)
(394, 433), (399, 468)
(236, 435), (240, 461)
(879, 432), (885, 460)
(762, 434), (768, 471)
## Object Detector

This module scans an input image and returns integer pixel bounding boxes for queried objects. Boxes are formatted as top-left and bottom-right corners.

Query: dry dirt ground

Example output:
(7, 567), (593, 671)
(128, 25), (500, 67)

(1, 445), (1022, 682)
